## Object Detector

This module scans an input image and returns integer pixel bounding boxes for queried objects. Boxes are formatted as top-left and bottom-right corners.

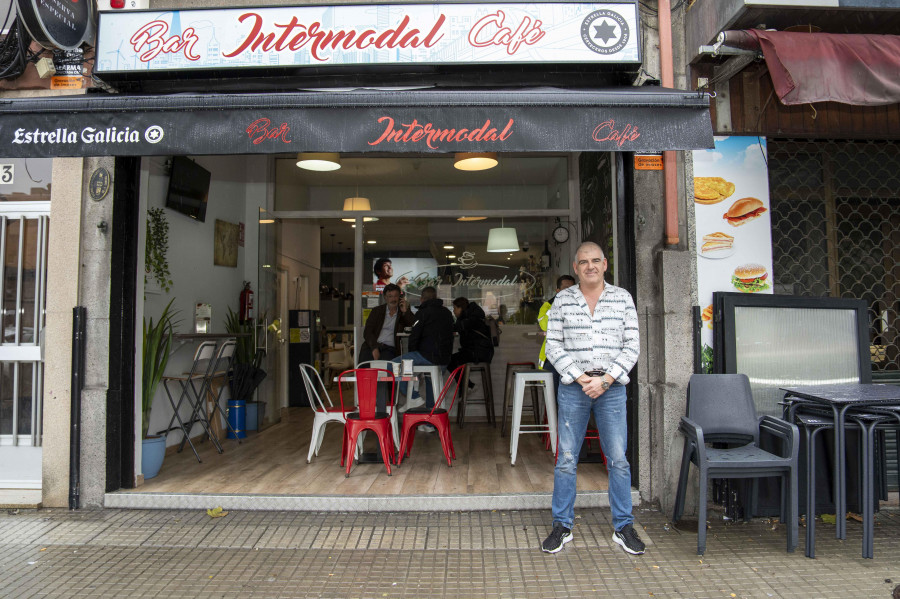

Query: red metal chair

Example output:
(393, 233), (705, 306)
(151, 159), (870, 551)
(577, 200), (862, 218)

(397, 365), (466, 467)
(338, 368), (396, 476)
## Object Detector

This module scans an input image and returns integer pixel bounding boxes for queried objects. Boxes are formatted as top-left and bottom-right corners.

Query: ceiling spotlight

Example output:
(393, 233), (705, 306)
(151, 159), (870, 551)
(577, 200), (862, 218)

(454, 152), (498, 171)
(443, 242), (454, 249)
(367, 240), (377, 244)
(296, 152), (341, 171)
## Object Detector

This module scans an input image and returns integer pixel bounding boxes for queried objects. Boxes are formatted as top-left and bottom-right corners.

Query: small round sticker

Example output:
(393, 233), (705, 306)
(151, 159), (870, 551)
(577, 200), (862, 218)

(89, 167), (111, 202)
(580, 10), (630, 56)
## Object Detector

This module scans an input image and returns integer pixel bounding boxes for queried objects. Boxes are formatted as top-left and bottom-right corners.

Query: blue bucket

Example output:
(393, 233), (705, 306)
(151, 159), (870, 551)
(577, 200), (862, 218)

(227, 399), (247, 439)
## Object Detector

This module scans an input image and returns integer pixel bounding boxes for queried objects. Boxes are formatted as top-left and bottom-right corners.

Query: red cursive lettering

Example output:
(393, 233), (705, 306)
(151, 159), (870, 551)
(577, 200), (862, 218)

(468, 10), (545, 55)
(246, 118), (292, 145)
(592, 120), (641, 147)
(130, 20), (201, 62)
(224, 12), (445, 63)
(369, 117), (514, 149)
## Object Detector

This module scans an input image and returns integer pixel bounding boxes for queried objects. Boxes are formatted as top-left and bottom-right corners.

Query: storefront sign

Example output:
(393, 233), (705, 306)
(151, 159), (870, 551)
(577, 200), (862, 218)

(0, 89), (715, 157)
(95, 3), (640, 74)
(16, 0), (94, 50)
(692, 136), (773, 371)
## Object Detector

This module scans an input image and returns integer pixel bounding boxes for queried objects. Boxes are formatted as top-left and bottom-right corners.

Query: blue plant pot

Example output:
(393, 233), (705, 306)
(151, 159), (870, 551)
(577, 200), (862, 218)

(141, 436), (166, 480)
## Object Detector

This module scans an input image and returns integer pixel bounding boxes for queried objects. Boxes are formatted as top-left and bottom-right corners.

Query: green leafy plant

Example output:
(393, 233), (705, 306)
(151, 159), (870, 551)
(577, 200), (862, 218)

(145, 207), (173, 293)
(142, 299), (179, 438)
(224, 307), (268, 401)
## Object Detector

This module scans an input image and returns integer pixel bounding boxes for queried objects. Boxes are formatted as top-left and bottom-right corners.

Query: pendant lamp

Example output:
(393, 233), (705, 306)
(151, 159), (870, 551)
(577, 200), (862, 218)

(486, 218), (519, 252)
(341, 166), (378, 222)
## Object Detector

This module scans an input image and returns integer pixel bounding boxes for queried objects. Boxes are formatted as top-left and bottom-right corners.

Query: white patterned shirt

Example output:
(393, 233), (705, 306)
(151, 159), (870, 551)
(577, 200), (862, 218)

(545, 282), (640, 385)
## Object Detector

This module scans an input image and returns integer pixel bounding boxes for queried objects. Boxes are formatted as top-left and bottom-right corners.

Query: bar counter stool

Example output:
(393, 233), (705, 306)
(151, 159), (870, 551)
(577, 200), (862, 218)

(501, 361), (538, 436)
(162, 341), (222, 463)
(510, 370), (557, 466)
(456, 362), (495, 428)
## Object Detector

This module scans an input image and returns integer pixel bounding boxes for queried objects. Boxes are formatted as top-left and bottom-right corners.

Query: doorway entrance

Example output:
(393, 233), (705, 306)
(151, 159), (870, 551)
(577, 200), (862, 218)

(0, 201), (50, 489)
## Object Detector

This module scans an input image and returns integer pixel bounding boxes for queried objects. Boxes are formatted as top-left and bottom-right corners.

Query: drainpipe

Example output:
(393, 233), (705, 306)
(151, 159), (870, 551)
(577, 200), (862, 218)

(69, 306), (86, 510)
(658, 0), (679, 247)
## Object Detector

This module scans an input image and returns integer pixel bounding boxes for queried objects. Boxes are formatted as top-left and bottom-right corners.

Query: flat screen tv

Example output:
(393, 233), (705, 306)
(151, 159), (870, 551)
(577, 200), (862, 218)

(165, 156), (210, 222)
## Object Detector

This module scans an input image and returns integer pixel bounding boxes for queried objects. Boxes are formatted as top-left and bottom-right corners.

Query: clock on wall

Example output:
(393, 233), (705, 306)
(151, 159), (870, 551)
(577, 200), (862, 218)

(552, 224), (569, 244)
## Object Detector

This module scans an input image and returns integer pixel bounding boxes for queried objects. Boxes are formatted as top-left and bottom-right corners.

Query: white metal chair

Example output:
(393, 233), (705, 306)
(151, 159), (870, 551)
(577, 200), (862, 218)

(300, 363), (352, 463)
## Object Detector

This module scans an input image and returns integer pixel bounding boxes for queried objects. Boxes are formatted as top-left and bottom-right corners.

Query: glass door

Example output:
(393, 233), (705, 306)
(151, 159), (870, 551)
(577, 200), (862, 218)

(0, 211), (50, 488)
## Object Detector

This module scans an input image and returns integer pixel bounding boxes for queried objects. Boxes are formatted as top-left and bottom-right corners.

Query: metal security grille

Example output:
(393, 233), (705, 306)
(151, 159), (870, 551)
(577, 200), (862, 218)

(769, 138), (900, 491)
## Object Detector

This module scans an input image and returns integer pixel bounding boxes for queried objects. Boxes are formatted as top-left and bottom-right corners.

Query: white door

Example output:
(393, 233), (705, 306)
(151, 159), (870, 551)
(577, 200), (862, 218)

(0, 207), (50, 488)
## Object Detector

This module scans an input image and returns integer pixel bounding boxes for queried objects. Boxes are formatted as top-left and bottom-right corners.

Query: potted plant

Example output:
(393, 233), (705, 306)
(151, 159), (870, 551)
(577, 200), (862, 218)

(224, 307), (267, 432)
(141, 298), (178, 479)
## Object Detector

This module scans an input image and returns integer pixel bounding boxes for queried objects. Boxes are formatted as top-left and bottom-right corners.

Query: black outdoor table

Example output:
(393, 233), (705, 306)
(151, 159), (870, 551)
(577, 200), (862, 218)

(780, 383), (900, 545)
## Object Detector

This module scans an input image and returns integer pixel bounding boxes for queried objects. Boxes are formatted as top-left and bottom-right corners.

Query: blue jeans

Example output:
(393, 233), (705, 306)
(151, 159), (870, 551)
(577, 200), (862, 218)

(391, 351), (438, 409)
(551, 382), (633, 531)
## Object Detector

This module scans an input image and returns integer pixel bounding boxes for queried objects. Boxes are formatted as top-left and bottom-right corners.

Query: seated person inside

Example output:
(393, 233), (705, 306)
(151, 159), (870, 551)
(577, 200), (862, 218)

(448, 297), (494, 387)
(392, 286), (454, 411)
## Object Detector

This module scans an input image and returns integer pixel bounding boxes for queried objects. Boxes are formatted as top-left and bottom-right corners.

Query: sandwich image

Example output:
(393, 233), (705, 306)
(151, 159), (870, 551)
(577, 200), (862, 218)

(723, 197), (767, 226)
(694, 177), (735, 204)
(701, 304), (713, 328)
(701, 231), (734, 254)
(731, 263), (770, 293)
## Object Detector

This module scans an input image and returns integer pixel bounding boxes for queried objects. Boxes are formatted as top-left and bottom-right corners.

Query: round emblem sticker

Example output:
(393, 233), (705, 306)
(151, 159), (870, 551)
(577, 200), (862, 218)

(581, 10), (630, 56)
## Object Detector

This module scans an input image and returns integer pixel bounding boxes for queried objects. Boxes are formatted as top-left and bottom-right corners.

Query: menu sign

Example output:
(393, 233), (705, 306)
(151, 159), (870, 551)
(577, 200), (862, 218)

(693, 137), (773, 370)
(95, 3), (640, 74)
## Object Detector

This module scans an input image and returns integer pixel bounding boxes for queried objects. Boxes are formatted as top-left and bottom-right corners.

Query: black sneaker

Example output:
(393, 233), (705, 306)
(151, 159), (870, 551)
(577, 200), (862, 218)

(541, 523), (573, 554)
(613, 524), (646, 555)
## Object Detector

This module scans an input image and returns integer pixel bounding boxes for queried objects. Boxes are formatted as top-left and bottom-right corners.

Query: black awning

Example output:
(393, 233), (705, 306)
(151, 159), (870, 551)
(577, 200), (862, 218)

(0, 87), (713, 158)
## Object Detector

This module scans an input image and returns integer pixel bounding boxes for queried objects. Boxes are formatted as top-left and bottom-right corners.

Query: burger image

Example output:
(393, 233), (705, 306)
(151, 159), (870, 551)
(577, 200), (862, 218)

(701, 231), (734, 255)
(732, 263), (770, 293)
(701, 304), (713, 328)
(723, 197), (767, 227)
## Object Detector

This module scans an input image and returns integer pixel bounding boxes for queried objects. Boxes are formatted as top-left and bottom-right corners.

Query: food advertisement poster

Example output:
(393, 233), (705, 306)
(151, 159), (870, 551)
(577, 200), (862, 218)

(693, 136), (773, 367)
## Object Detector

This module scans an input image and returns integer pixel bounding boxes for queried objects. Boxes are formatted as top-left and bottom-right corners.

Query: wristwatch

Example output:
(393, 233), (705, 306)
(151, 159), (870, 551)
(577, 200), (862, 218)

(600, 379), (611, 391)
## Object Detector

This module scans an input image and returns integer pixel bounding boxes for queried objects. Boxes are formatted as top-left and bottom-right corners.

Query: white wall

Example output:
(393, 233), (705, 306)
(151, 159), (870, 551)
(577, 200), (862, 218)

(278, 220), (322, 312)
(140, 155), (265, 448)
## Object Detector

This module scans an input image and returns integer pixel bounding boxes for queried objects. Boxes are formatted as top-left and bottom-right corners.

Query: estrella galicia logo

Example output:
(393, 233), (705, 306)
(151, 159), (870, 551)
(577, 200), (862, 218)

(580, 9), (629, 55)
(144, 125), (165, 144)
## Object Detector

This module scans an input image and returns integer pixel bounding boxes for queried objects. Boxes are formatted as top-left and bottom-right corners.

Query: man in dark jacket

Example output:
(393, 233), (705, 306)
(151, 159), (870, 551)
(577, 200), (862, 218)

(447, 297), (494, 373)
(392, 286), (454, 409)
(358, 284), (415, 364)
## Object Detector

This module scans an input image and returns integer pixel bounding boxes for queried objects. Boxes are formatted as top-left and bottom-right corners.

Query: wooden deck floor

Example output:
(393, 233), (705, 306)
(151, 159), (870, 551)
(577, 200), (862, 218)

(136, 407), (609, 496)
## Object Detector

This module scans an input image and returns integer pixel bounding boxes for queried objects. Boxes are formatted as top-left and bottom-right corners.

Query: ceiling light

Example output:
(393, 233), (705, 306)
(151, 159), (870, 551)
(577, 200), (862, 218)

(296, 152), (341, 171)
(457, 216), (488, 221)
(487, 218), (519, 253)
(259, 218), (275, 224)
(454, 152), (498, 171)
(443, 242), (454, 249)
(448, 254), (456, 259)
(367, 240), (377, 244)
(341, 167), (379, 222)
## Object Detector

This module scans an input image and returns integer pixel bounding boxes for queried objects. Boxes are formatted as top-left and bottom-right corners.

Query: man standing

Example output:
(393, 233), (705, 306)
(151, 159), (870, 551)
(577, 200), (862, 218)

(393, 286), (454, 410)
(358, 283), (415, 364)
(541, 242), (644, 556)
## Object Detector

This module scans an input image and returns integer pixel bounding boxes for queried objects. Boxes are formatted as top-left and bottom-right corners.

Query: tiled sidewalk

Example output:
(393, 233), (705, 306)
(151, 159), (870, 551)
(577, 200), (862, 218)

(1, 506), (898, 598)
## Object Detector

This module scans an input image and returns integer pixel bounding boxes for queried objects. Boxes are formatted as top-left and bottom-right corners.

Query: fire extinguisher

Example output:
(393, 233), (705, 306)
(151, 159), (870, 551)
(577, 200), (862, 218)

(239, 281), (254, 324)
